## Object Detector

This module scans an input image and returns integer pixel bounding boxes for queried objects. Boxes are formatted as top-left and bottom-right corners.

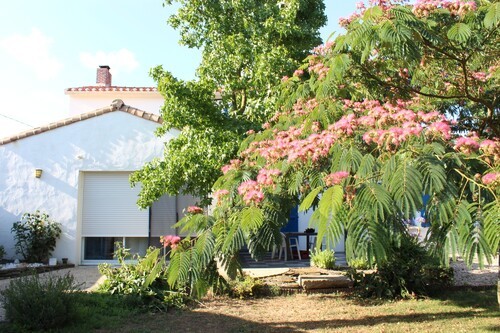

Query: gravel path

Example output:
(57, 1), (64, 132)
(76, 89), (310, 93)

(450, 256), (498, 287)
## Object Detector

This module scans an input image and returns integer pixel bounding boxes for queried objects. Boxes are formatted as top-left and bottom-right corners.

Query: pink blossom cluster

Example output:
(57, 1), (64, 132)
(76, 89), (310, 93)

(160, 235), (181, 249)
(269, 98), (320, 123)
(244, 98), (456, 163)
(454, 137), (500, 161)
(311, 41), (335, 56)
(308, 55), (330, 79)
(213, 189), (230, 203)
(480, 140), (500, 160)
(324, 171), (350, 186)
(453, 135), (480, 154)
(293, 69), (304, 77)
(412, 0), (477, 17)
(482, 172), (500, 186)
(340, 99), (451, 148)
(256, 168), (281, 187)
(221, 159), (242, 174)
(471, 72), (487, 82)
(339, 0), (407, 27)
(242, 123), (337, 164)
(237, 180), (264, 205)
(187, 206), (204, 214)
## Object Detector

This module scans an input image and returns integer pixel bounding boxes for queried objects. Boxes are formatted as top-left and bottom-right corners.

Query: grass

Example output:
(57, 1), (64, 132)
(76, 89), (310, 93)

(1, 288), (498, 332)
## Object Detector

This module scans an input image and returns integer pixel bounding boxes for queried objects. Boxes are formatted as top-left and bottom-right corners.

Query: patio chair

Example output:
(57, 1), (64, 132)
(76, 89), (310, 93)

(272, 232), (301, 260)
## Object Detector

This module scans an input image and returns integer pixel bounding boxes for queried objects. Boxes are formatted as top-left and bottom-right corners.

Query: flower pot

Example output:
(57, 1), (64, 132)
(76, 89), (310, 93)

(62, 258), (68, 265)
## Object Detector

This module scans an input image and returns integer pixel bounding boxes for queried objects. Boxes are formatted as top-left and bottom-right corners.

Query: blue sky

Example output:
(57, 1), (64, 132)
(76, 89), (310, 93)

(0, 0), (359, 137)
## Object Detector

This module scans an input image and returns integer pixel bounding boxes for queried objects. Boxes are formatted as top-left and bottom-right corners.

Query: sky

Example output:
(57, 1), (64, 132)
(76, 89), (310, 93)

(0, 0), (360, 138)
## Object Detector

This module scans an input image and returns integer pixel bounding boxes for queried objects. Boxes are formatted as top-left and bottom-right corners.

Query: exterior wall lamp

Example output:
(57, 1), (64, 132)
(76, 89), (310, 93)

(35, 169), (43, 178)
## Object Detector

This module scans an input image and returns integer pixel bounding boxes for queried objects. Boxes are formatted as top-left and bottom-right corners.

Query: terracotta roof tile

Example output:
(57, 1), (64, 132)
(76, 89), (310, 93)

(0, 99), (163, 145)
(64, 86), (158, 93)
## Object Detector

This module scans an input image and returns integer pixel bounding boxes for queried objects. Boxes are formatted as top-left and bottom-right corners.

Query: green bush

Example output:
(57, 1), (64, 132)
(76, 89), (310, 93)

(0, 272), (80, 331)
(98, 242), (188, 311)
(229, 275), (277, 299)
(348, 257), (371, 270)
(349, 237), (453, 299)
(310, 249), (336, 269)
(11, 211), (61, 263)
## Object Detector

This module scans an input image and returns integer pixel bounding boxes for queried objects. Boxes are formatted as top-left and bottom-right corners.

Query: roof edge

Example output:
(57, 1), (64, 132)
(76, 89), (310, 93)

(64, 86), (158, 94)
(0, 99), (163, 145)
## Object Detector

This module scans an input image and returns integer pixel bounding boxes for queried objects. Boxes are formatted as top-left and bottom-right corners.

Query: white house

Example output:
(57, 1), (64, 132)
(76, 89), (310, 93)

(0, 66), (197, 265)
(0, 66), (343, 265)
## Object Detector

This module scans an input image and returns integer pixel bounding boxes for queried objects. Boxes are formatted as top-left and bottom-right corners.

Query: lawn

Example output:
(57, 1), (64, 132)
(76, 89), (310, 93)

(111, 289), (499, 333)
(1, 288), (498, 332)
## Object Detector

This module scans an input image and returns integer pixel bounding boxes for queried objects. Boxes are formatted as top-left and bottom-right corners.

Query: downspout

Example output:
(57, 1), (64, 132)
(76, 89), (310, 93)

(148, 206), (152, 247)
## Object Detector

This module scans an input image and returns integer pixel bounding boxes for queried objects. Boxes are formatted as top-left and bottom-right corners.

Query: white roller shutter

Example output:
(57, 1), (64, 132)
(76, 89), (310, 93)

(151, 194), (177, 237)
(82, 172), (149, 237)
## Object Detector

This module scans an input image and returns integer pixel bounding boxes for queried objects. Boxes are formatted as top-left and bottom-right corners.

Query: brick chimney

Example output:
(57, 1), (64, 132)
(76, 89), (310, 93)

(96, 65), (112, 86)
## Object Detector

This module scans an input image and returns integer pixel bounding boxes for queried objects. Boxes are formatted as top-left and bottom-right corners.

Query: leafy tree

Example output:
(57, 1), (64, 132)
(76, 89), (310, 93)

(132, 0), (327, 206)
(168, 0), (499, 297)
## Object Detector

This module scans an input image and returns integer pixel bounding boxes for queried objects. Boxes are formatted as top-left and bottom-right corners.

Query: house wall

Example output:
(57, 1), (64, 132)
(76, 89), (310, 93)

(298, 210), (345, 253)
(67, 93), (164, 116)
(0, 112), (175, 264)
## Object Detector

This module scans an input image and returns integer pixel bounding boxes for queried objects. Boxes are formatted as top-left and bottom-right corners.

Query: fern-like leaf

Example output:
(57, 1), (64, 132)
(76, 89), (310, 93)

(447, 23), (472, 43)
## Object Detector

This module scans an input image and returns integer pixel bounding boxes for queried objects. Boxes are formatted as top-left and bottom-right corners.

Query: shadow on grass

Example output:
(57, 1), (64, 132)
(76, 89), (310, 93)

(122, 307), (498, 333)
(0, 292), (146, 333)
(429, 287), (498, 310)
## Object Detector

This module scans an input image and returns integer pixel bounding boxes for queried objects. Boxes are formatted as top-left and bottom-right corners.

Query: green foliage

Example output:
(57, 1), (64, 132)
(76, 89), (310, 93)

(98, 243), (172, 300)
(11, 211), (62, 263)
(310, 249), (336, 269)
(349, 237), (454, 299)
(97, 242), (191, 311)
(166, 235), (228, 298)
(0, 272), (80, 331)
(348, 257), (371, 270)
(229, 275), (265, 299)
(133, 0), (327, 205)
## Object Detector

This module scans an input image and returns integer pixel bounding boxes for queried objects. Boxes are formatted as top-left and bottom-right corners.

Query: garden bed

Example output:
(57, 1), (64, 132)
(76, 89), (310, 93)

(0, 263), (75, 280)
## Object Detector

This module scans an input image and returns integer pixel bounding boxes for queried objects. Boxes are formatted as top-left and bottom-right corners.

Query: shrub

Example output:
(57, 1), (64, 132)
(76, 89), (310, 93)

(229, 275), (269, 299)
(0, 272), (80, 330)
(349, 237), (453, 299)
(348, 257), (371, 270)
(98, 242), (188, 311)
(11, 211), (61, 263)
(310, 249), (336, 269)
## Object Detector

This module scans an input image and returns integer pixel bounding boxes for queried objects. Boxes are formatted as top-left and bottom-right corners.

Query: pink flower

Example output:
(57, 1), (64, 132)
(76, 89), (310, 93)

(256, 168), (281, 187)
(479, 139), (500, 157)
(454, 135), (480, 154)
(221, 159), (242, 174)
(213, 189), (230, 202)
(238, 180), (264, 205)
(187, 206), (204, 214)
(482, 173), (499, 186)
(160, 235), (182, 249)
(293, 69), (304, 77)
(324, 171), (349, 186)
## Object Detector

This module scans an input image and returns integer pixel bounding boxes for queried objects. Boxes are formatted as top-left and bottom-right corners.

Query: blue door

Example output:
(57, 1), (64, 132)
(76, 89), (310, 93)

(281, 206), (299, 232)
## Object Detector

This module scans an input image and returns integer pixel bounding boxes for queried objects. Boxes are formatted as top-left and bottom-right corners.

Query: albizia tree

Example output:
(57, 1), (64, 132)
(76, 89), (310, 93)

(166, 0), (499, 296)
